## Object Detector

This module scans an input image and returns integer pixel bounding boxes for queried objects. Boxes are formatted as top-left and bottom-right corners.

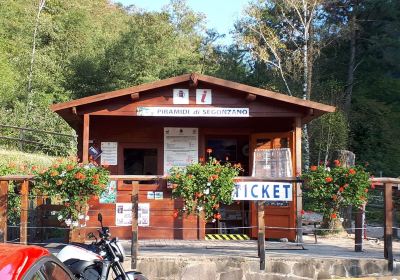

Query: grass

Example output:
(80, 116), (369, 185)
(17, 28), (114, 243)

(0, 147), (61, 170)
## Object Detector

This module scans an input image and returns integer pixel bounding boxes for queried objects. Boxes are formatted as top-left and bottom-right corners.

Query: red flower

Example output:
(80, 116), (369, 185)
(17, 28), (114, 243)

(325, 177), (333, 183)
(339, 187), (344, 192)
(371, 184), (376, 189)
(214, 213), (221, 220)
(199, 156), (205, 163)
(332, 194), (337, 201)
(310, 165), (317, 171)
(333, 160), (341, 167)
(331, 213), (337, 219)
(349, 168), (356, 175)
(206, 148), (213, 154)
(173, 210), (179, 218)
(300, 210), (305, 215)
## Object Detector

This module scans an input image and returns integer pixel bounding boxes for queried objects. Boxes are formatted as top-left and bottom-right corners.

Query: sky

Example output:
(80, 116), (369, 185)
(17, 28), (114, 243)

(113, 0), (249, 45)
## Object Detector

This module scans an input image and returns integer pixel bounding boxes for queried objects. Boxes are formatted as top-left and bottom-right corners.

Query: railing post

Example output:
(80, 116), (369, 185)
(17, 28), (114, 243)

(131, 181), (139, 270)
(257, 201), (265, 270)
(0, 181), (8, 243)
(355, 206), (363, 252)
(20, 180), (29, 244)
(384, 182), (393, 271)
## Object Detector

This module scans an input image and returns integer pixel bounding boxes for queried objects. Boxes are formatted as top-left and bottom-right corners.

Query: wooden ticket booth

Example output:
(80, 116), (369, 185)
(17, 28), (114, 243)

(52, 73), (334, 241)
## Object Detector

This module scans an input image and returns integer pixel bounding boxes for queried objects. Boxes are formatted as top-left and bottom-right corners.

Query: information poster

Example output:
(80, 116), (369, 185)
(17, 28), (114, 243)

(99, 180), (117, 203)
(101, 142), (118, 165)
(115, 203), (150, 227)
(164, 127), (198, 174)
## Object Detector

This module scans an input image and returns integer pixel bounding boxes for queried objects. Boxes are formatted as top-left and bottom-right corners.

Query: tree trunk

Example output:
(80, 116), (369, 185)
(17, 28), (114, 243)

(344, 11), (356, 115)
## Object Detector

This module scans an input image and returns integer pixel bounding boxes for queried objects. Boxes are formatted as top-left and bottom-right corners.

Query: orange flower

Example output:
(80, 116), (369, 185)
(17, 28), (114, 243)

(92, 179), (99, 185)
(31, 166), (37, 171)
(66, 164), (74, 171)
(360, 196), (366, 201)
(325, 177), (333, 183)
(50, 170), (59, 177)
(333, 160), (340, 167)
(199, 156), (205, 163)
(211, 195), (216, 200)
(233, 178), (240, 183)
(52, 164), (59, 169)
(195, 192), (203, 198)
(349, 168), (356, 175)
(188, 174), (193, 179)
(332, 194), (337, 201)
(173, 210), (179, 218)
(331, 213), (337, 219)
(214, 213), (221, 220)
(8, 163), (16, 169)
(364, 188), (368, 193)
(56, 179), (63, 186)
(74, 172), (85, 180)
(339, 187), (344, 192)
(208, 174), (219, 181)
(310, 165), (317, 171)
(206, 148), (213, 154)
(172, 183), (178, 189)
(213, 204), (220, 209)
(93, 174), (100, 180)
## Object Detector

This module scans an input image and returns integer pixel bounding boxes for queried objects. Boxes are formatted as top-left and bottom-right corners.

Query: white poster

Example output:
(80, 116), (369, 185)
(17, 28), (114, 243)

(164, 127), (198, 174)
(115, 203), (150, 227)
(196, 89), (212, 104)
(173, 89), (189, 104)
(101, 142), (118, 165)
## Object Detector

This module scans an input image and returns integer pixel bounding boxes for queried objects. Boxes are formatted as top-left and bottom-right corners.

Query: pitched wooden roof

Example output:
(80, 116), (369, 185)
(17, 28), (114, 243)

(51, 73), (335, 113)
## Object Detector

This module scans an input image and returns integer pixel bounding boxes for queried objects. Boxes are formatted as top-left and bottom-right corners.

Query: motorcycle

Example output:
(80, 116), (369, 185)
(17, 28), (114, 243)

(57, 213), (148, 280)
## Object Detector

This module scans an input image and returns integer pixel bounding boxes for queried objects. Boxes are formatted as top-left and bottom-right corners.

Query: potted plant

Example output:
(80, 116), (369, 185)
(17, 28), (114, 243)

(302, 160), (371, 231)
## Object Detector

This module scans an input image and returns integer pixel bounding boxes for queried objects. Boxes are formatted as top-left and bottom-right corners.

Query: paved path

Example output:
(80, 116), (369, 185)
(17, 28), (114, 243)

(113, 235), (400, 261)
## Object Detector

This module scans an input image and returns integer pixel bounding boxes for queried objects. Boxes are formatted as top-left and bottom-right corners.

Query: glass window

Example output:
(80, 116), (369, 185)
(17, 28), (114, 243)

(29, 272), (44, 280)
(40, 261), (72, 280)
(124, 149), (157, 175)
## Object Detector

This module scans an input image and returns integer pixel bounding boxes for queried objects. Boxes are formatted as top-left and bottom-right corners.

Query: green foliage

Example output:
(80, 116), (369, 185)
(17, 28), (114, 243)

(302, 162), (371, 223)
(168, 158), (242, 221)
(33, 158), (109, 226)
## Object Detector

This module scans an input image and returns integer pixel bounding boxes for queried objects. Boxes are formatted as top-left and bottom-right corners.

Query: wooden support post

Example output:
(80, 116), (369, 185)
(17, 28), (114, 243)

(131, 181), (139, 270)
(384, 183), (393, 271)
(354, 207), (363, 252)
(295, 117), (303, 243)
(0, 181), (8, 243)
(82, 114), (90, 163)
(257, 201), (265, 270)
(20, 180), (29, 245)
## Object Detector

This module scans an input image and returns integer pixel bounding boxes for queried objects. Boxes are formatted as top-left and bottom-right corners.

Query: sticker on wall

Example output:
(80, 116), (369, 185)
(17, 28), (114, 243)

(196, 89), (212, 104)
(173, 89), (189, 104)
(115, 202), (150, 227)
(99, 180), (117, 203)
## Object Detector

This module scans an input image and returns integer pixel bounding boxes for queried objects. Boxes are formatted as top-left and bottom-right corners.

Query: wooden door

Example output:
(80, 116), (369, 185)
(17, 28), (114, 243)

(249, 133), (296, 241)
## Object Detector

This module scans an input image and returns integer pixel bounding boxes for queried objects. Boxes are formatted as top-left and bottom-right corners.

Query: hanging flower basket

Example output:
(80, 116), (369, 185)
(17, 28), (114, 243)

(168, 158), (242, 221)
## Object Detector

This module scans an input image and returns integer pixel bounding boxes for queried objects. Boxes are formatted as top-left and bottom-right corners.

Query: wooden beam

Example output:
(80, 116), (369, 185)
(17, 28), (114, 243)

(257, 201), (265, 270)
(0, 181), (8, 243)
(20, 180), (29, 245)
(384, 183), (393, 271)
(246, 93), (257, 102)
(354, 206), (363, 252)
(295, 117), (303, 243)
(189, 73), (198, 87)
(130, 92), (140, 102)
(131, 181), (139, 270)
(82, 114), (90, 163)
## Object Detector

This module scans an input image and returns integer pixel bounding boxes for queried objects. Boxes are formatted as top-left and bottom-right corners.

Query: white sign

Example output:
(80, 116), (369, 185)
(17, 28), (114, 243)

(164, 127), (198, 174)
(138, 203), (150, 227)
(196, 89), (212, 104)
(115, 203), (150, 227)
(137, 107), (249, 117)
(232, 182), (293, 201)
(173, 89), (189, 104)
(147, 191), (155, 199)
(100, 142), (118, 165)
(154, 191), (163, 200)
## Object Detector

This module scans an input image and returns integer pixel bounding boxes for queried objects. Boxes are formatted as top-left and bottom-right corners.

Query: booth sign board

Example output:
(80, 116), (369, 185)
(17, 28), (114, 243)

(137, 107), (249, 117)
(233, 182), (292, 201)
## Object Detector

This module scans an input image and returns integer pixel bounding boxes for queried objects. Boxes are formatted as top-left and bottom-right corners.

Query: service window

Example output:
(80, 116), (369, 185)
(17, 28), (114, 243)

(124, 148), (158, 175)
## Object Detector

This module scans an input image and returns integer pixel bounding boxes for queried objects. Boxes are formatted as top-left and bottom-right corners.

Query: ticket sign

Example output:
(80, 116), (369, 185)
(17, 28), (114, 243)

(232, 182), (292, 201)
